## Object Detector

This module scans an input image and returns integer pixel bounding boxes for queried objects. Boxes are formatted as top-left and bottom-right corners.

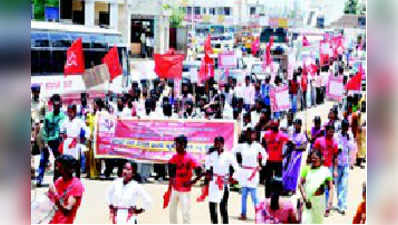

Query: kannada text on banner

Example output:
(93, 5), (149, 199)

(94, 116), (237, 163)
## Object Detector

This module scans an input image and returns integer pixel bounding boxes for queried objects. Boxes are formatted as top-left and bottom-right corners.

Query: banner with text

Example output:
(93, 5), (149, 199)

(270, 85), (290, 112)
(95, 117), (237, 162)
(218, 51), (237, 69)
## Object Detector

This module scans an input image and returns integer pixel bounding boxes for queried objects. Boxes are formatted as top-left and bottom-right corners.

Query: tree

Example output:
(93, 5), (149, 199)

(163, 2), (185, 28)
(344, 0), (359, 15)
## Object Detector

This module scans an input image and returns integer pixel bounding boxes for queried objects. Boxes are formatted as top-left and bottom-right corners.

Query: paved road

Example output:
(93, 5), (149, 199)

(32, 101), (366, 224)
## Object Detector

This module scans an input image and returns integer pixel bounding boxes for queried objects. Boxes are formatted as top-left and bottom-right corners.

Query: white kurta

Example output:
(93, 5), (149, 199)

(205, 151), (239, 203)
(233, 143), (268, 188)
(107, 178), (152, 224)
(60, 117), (89, 159)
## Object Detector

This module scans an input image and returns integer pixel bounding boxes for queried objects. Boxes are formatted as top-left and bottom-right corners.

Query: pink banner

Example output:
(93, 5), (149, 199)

(95, 117), (236, 162)
(327, 76), (344, 101)
(270, 85), (290, 112)
(218, 51), (237, 69)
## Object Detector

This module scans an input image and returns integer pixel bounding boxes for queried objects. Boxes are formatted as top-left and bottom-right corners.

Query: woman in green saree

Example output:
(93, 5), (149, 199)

(299, 149), (334, 224)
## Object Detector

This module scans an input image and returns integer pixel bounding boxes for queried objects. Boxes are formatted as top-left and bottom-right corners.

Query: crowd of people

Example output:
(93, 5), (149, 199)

(31, 34), (366, 224)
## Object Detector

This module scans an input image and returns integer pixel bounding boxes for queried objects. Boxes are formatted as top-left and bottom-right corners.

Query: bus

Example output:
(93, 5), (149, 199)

(31, 21), (130, 100)
(260, 27), (288, 55)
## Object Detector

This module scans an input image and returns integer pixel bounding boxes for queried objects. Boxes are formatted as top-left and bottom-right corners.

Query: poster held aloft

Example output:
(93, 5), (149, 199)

(270, 85), (290, 112)
(82, 64), (110, 89)
(327, 76), (344, 101)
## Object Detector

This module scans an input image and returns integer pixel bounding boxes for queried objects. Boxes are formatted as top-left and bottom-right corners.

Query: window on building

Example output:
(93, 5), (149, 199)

(209, 8), (215, 15)
(250, 7), (256, 15)
(187, 7), (192, 15)
(194, 7), (201, 15)
(202, 7), (207, 15)
(224, 7), (231, 16)
(217, 7), (223, 15)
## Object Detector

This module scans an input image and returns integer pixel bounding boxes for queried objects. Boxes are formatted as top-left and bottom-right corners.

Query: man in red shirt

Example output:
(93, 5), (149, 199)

(48, 155), (85, 224)
(313, 124), (339, 216)
(167, 135), (202, 224)
(263, 120), (291, 198)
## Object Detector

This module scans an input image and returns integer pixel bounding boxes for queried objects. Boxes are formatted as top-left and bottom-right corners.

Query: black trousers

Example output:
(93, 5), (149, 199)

(48, 140), (61, 182)
(264, 161), (283, 198)
(301, 90), (307, 110)
(316, 87), (322, 105)
(209, 185), (229, 224)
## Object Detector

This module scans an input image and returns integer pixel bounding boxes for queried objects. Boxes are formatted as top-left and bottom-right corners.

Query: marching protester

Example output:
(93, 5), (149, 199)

(31, 14), (366, 223)
(203, 136), (239, 224)
(312, 124), (339, 216)
(233, 128), (268, 220)
(166, 135), (202, 224)
(299, 149), (334, 224)
(335, 119), (356, 215)
(47, 155), (85, 224)
(353, 183), (366, 224)
(38, 94), (66, 186)
(263, 120), (290, 198)
(107, 161), (152, 224)
(59, 104), (90, 178)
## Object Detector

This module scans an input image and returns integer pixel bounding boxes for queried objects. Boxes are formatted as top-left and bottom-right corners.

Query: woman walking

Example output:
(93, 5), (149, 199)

(299, 149), (334, 224)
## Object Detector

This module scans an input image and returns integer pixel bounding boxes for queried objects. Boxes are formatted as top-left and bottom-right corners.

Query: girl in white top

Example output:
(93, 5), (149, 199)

(60, 105), (89, 160)
(107, 161), (152, 224)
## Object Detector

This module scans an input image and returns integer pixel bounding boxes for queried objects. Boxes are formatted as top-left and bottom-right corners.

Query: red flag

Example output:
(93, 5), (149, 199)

(64, 38), (85, 75)
(102, 46), (122, 81)
(302, 35), (310, 47)
(204, 35), (213, 55)
(262, 36), (274, 69)
(154, 51), (185, 79)
(252, 37), (260, 56)
(345, 70), (362, 91)
(199, 53), (214, 83)
(163, 186), (172, 209)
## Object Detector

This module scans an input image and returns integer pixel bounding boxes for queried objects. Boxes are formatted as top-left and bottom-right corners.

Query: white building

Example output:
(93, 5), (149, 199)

(49, 0), (170, 54)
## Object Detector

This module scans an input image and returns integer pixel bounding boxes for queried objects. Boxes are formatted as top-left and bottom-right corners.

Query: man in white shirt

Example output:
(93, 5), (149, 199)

(233, 128), (268, 220)
(242, 75), (255, 112)
(205, 137), (239, 224)
(115, 96), (131, 118)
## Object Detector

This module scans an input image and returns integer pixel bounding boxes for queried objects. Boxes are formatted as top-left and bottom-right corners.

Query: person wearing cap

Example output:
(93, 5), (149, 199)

(38, 94), (66, 186)
(167, 135), (202, 224)
(263, 119), (290, 198)
(335, 119), (356, 215)
(313, 124), (339, 217)
(233, 128), (268, 220)
(203, 136), (239, 224)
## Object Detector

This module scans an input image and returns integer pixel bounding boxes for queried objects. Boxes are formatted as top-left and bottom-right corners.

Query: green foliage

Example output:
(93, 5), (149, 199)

(45, 0), (59, 7)
(344, 0), (359, 15)
(33, 0), (45, 20)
